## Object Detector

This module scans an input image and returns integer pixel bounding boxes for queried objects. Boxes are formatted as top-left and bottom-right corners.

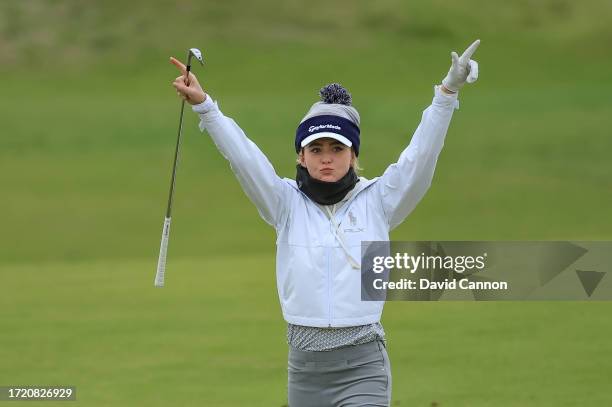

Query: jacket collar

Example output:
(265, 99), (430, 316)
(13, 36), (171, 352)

(287, 176), (379, 220)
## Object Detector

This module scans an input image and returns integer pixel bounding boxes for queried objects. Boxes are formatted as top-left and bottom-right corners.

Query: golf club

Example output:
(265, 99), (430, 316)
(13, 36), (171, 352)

(155, 48), (204, 287)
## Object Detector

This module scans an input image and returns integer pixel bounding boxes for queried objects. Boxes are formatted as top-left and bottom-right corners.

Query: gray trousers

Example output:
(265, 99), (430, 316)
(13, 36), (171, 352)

(288, 340), (392, 407)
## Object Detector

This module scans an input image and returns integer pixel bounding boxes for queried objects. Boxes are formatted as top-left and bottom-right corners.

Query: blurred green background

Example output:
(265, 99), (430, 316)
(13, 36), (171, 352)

(1, 0), (611, 405)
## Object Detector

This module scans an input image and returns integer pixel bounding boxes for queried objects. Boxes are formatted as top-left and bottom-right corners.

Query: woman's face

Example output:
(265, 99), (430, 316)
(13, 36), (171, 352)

(299, 138), (354, 182)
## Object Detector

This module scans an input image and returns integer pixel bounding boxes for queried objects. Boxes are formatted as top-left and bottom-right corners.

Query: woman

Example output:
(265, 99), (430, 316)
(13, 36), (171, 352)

(170, 39), (480, 406)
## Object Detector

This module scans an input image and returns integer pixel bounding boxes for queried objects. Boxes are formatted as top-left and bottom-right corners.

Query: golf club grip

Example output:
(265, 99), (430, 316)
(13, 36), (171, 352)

(155, 217), (172, 287)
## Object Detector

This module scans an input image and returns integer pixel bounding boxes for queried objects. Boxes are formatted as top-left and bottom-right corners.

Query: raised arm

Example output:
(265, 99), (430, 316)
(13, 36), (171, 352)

(374, 40), (480, 230)
(170, 57), (290, 228)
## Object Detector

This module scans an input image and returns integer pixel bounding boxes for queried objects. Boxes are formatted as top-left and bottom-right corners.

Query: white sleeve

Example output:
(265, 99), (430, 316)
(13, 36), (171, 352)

(374, 85), (459, 231)
(192, 95), (291, 229)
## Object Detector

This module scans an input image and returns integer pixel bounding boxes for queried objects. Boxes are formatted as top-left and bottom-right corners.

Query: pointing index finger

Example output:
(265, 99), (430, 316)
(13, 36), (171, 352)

(169, 56), (187, 76)
(459, 39), (481, 62)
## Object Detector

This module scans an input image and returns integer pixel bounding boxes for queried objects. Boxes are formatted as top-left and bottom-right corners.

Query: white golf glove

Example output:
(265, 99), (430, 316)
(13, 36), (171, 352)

(442, 39), (480, 92)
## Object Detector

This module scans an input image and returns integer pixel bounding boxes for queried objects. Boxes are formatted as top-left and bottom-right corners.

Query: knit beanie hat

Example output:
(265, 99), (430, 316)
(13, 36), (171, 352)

(295, 83), (361, 156)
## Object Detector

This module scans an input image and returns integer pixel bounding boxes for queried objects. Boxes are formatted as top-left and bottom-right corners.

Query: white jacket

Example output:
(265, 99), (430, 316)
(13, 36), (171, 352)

(193, 86), (459, 327)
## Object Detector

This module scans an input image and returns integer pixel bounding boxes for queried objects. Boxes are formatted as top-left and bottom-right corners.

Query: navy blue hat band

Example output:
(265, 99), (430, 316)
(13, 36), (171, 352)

(295, 115), (361, 156)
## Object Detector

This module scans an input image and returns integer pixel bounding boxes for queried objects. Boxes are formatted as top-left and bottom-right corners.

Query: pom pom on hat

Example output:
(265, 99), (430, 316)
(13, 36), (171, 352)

(319, 83), (352, 106)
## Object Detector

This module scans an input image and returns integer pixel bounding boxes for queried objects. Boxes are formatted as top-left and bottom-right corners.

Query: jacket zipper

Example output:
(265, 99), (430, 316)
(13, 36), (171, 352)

(327, 245), (332, 328)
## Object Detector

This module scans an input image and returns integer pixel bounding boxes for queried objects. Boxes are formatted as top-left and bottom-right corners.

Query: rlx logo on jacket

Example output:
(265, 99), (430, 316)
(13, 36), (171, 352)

(344, 211), (364, 233)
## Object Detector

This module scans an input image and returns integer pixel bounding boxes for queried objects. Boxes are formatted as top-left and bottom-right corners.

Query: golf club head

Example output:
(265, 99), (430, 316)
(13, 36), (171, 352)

(189, 48), (204, 65)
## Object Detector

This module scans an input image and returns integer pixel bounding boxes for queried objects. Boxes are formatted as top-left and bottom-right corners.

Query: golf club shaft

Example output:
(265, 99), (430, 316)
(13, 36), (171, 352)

(155, 50), (199, 287)
(164, 53), (192, 219)
(156, 91), (188, 287)
(165, 98), (187, 219)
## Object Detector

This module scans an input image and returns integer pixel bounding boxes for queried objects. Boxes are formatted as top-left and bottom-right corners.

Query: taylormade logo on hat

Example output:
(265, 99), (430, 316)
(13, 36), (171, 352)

(309, 124), (341, 133)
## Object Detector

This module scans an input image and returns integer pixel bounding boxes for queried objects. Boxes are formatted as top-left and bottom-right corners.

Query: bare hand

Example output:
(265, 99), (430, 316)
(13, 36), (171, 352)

(170, 56), (207, 105)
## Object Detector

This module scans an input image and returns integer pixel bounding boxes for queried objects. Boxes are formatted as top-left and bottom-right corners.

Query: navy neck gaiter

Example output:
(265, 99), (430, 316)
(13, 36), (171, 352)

(296, 164), (359, 205)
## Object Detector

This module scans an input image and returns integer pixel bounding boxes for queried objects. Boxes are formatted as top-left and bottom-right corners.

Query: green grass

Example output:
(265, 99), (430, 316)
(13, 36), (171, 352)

(1, 0), (612, 405)
(1, 257), (611, 406)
